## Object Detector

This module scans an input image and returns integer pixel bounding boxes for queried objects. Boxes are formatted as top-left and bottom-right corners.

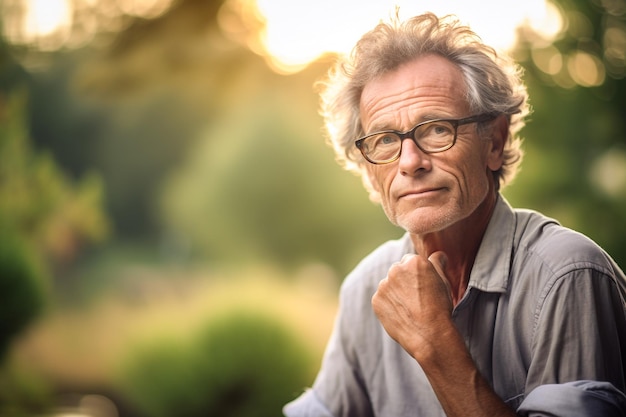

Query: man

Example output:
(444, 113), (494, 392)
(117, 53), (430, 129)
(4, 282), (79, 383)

(283, 12), (626, 417)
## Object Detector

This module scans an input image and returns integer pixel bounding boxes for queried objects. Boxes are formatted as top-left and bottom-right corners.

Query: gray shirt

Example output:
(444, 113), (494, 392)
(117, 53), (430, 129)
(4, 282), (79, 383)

(284, 196), (626, 416)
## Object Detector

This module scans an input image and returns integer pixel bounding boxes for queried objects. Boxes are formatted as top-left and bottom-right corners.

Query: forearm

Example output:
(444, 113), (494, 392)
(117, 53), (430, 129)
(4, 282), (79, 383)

(413, 323), (516, 417)
(372, 253), (517, 416)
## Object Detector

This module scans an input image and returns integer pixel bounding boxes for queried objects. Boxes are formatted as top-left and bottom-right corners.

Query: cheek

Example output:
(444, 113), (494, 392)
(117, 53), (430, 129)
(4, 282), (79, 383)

(466, 157), (493, 197)
(367, 165), (394, 195)
(445, 150), (490, 194)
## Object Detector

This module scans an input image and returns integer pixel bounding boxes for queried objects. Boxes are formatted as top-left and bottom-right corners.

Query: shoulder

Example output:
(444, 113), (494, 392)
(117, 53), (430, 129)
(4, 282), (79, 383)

(333, 233), (414, 360)
(509, 209), (626, 313)
(513, 208), (621, 278)
(339, 232), (413, 307)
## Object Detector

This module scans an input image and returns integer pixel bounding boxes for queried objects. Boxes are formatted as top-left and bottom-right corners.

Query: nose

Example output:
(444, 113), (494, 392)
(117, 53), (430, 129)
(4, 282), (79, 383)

(398, 138), (432, 176)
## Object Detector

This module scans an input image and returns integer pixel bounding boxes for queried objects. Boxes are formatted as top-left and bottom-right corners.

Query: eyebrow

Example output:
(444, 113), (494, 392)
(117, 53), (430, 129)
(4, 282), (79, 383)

(365, 114), (448, 134)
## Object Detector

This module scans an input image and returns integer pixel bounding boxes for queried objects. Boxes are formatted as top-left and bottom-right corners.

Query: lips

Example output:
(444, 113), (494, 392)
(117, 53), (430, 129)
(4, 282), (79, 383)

(398, 187), (443, 198)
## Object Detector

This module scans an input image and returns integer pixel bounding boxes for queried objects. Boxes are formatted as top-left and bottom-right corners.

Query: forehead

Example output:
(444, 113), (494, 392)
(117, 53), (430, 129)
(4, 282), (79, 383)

(360, 54), (469, 131)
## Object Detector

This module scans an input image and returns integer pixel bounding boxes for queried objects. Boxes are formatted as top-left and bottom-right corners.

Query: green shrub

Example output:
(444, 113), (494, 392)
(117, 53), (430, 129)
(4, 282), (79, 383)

(0, 226), (47, 360)
(119, 310), (313, 417)
(0, 359), (53, 416)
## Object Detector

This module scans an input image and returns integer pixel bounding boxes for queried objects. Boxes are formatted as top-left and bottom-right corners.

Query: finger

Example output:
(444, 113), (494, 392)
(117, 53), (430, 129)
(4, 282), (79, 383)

(427, 251), (448, 279)
(400, 253), (417, 263)
(389, 254), (416, 273)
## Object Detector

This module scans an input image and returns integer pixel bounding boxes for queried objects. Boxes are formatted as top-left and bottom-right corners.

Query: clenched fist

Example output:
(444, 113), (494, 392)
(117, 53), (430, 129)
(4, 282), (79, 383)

(371, 251), (454, 360)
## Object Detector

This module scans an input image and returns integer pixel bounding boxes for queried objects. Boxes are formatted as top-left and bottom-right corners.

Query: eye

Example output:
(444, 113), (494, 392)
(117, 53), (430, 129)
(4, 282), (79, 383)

(428, 122), (454, 136)
(366, 133), (400, 149)
(416, 121), (454, 140)
(378, 135), (396, 145)
(415, 120), (456, 150)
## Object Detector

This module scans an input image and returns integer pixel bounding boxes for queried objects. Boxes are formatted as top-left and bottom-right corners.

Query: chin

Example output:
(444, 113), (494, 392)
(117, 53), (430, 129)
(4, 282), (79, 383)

(395, 212), (456, 235)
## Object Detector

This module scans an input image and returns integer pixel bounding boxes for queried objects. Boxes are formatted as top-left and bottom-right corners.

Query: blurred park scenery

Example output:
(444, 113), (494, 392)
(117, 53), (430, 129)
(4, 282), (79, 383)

(0, 0), (625, 415)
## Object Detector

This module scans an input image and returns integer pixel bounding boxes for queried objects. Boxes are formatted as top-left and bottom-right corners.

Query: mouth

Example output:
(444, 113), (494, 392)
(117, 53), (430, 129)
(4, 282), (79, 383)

(398, 188), (444, 199)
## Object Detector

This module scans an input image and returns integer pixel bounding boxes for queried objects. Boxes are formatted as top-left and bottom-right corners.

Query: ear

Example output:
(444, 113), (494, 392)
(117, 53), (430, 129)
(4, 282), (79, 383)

(487, 115), (508, 172)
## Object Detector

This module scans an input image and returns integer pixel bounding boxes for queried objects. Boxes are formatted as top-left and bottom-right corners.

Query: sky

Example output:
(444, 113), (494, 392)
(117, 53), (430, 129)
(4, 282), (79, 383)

(253, 0), (563, 73)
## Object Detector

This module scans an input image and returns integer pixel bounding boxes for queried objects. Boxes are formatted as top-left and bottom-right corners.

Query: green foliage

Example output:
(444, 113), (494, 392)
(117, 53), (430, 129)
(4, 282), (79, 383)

(159, 88), (401, 276)
(0, 90), (110, 357)
(504, 0), (626, 268)
(119, 311), (314, 417)
(0, 93), (49, 360)
(0, 359), (53, 416)
(27, 62), (208, 237)
(0, 226), (47, 360)
(0, 91), (109, 269)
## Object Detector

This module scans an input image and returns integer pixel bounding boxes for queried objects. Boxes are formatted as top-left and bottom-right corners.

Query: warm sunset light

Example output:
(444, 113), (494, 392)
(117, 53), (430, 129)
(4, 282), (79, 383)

(23, 0), (71, 37)
(250, 0), (564, 73)
(5, 0), (73, 49)
(6, 0), (563, 73)
(1, 0), (174, 50)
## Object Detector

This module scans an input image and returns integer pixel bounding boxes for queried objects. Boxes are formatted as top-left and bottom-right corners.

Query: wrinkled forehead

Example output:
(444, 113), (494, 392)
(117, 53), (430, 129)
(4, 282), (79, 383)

(359, 54), (469, 133)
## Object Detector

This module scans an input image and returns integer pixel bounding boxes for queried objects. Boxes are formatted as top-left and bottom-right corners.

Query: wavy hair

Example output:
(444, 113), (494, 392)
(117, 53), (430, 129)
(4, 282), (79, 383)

(318, 12), (529, 196)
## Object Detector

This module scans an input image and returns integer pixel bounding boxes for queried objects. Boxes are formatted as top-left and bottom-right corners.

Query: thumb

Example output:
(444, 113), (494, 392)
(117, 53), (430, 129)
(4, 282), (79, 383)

(427, 251), (448, 279)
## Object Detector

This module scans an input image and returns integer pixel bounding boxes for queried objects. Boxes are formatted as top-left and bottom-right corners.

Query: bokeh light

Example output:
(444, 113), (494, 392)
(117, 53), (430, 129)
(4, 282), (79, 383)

(221, 0), (564, 73)
(1, 0), (175, 51)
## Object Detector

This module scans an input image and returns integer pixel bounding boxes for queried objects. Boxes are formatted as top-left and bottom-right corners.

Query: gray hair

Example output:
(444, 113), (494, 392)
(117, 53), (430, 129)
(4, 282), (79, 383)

(318, 12), (529, 196)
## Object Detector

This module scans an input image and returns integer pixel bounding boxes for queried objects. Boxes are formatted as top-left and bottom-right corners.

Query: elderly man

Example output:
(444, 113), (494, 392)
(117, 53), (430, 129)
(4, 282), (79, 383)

(283, 12), (626, 417)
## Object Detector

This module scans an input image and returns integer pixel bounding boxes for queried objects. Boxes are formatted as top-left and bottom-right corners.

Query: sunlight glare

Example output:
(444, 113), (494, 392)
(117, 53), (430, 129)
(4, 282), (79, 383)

(6, 0), (175, 50)
(568, 51), (605, 87)
(531, 46), (563, 75)
(117, 0), (174, 19)
(24, 0), (71, 37)
(253, 0), (564, 73)
(255, 0), (400, 72)
(525, 1), (564, 44)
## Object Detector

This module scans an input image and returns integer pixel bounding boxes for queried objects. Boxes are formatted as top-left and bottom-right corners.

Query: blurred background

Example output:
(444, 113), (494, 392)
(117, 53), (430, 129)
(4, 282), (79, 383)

(0, 0), (624, 416)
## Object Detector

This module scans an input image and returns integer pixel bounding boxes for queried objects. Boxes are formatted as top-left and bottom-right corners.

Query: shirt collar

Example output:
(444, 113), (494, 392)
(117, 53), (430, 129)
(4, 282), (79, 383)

(467, 194), (515, 293)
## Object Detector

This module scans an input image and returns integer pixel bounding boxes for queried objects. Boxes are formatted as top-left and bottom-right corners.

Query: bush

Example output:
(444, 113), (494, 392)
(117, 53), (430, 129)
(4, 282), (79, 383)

(0, 226), (47, 361)
(0, 359), (53, 416)
(119, 310), (314, 417)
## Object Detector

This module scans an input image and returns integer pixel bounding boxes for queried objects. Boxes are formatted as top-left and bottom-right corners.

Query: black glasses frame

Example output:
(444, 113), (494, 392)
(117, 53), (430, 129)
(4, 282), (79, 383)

(355, 113), (498, 165)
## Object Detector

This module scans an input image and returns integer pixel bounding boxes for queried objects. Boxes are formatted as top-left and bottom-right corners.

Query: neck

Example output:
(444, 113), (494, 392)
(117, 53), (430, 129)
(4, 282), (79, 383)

(410, 192), (498, 305)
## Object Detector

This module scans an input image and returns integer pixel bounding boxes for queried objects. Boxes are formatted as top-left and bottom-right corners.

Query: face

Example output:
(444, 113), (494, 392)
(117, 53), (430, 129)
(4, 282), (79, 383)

(359, 54), (504, 235)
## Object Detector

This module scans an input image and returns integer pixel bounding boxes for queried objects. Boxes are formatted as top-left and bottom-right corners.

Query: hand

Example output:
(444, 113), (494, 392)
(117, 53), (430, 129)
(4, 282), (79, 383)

(371, 251), (454, 359)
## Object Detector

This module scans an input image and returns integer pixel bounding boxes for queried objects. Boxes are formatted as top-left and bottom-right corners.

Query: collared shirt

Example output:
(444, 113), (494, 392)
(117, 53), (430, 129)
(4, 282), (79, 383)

(284, 196), (626, 416)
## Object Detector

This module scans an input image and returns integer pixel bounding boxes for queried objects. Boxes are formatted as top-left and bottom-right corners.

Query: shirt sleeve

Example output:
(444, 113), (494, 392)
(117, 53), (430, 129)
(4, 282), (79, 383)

(517, 380), (626, 416)
(522, 266), (626, 414)
(283, 389), (334, 417)
(283, 235), (411, 417)
(282, 322), (375, 417)
(284, 293), (376, 416)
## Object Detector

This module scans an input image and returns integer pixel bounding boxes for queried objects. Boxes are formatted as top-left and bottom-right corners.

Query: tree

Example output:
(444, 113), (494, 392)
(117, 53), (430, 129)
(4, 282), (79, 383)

(505, 0), (626, 267)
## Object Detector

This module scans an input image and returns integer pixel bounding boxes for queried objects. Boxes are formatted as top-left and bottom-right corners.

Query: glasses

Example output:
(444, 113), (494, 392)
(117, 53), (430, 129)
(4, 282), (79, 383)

(355, 113), (498, 165)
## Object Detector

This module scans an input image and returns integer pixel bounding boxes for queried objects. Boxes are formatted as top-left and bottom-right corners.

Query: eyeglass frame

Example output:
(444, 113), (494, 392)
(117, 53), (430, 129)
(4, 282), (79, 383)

(354, 113), (499, 165)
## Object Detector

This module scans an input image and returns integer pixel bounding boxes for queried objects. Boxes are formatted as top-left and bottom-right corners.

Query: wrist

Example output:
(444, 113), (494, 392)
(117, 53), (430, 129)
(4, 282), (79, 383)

(410, 318), (463, 365)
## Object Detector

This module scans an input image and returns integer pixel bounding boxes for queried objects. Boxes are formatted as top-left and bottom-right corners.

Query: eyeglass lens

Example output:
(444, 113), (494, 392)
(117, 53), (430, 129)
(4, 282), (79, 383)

(362, 120), (456, 162)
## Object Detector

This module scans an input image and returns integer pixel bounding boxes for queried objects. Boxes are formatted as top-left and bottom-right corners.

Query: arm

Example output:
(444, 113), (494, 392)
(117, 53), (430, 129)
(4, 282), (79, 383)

(283, 319), (374, 417)
(412, 319), (516, 417)
(517, 267), (626, 416)
(371, 252), (516, 417)
(285, 278), (376, 417)
(517, 381), (626, 417)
